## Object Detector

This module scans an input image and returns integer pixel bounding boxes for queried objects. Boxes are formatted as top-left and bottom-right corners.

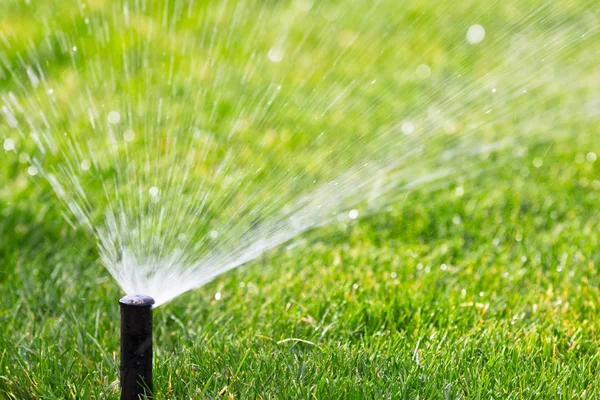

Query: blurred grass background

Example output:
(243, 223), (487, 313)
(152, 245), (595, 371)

(1, 0), (599, 398)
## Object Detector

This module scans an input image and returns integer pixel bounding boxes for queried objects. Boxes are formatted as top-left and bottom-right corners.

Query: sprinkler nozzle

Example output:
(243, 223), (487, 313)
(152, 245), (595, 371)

(119, 294), (155, 400)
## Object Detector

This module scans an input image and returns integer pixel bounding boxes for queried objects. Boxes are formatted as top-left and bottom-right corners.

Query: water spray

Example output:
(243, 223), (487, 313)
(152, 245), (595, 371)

(119, 294), (155, 400)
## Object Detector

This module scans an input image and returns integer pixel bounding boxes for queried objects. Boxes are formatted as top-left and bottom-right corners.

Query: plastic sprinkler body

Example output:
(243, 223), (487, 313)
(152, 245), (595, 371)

(119, 294), (155, 400)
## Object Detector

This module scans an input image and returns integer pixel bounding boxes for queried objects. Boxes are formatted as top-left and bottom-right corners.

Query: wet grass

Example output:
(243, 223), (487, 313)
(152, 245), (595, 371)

(1, 0), (600, 398)
(2, 137), (600, 398)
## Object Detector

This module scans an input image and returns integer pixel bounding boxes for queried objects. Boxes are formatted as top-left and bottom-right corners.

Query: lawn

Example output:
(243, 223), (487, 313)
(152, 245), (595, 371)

(1, 0), (599, 398)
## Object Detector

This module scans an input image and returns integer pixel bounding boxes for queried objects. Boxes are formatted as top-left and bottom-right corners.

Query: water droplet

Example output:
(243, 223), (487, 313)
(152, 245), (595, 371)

(124, 130), (135, 142)
(348, 209), (359, 219)
(440, 263), (448, 271)
(26, 67), (39, 87)
(466, 24), (485, 44)
(268, 46), (284, 63)
(18, 153), (30, 164)
(401, 122), (415, 135)
(72, 46), (77, 52)
(532, 158), (543, 168)
(452, 215), (462, 225)
(491, 88), (497, 93)
(27, 166), (38, 176)
(455, 186), (464, 197)
(210, 230), (219, 239)
(390, 272), (397, 279)
(586, 152), (597, 163)
(149, 186), (159, 197)
(80, 159), (91, 171)
(107, 111), (121, 124)
(416, 64), (431, 79)
(352, 283), (359, 290)
(214, 292), (221, 300)
(3, 138), (15, 151)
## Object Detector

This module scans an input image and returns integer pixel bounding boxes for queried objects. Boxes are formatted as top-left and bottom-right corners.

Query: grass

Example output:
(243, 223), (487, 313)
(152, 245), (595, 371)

(1, 0), (599, 398)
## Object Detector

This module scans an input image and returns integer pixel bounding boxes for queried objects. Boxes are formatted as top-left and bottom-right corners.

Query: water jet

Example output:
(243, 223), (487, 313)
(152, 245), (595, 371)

(119, 294), (155, 400)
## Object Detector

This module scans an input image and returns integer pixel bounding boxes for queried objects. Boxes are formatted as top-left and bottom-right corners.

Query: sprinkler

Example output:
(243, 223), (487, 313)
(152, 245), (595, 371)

(119, 294), (155, 400)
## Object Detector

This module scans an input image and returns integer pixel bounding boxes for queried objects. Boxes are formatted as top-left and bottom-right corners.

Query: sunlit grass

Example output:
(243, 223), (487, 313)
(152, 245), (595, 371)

(1, 0), (599, 398)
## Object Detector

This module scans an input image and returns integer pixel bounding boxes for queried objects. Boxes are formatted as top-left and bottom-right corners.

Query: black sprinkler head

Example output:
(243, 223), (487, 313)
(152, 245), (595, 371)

(119, 294), (155, 400)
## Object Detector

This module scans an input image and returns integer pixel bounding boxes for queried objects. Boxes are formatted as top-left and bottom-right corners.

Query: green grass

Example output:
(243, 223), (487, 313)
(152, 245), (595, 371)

(1, 0), (600, 398)
(3, 138), (600, 399)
